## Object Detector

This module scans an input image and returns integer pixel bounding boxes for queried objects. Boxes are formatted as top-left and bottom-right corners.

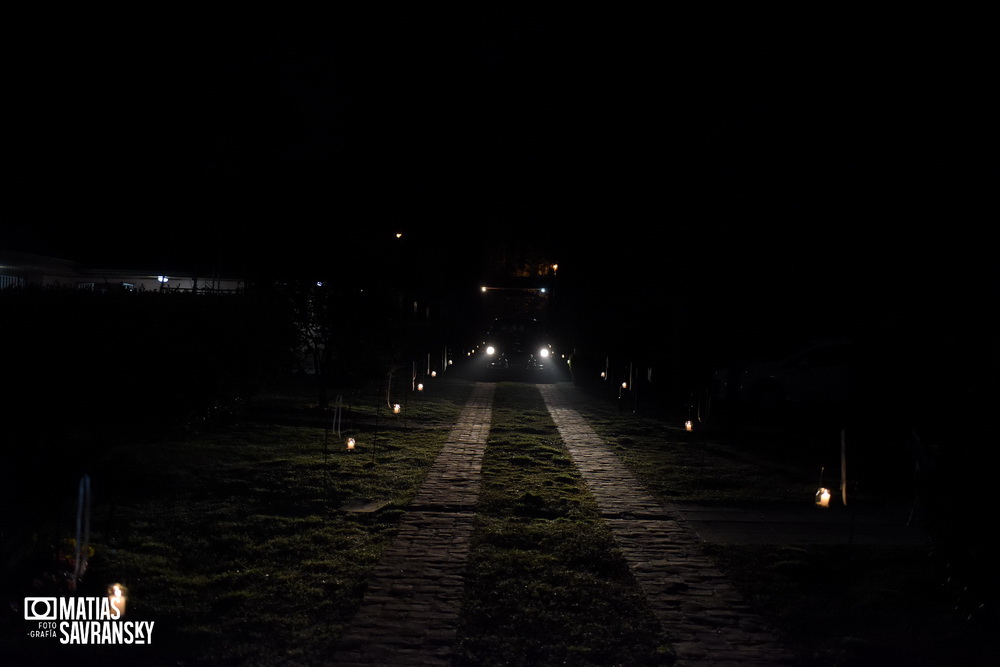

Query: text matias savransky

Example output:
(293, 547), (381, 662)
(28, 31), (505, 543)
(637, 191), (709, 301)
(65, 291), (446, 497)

(24, 596), (155, 645)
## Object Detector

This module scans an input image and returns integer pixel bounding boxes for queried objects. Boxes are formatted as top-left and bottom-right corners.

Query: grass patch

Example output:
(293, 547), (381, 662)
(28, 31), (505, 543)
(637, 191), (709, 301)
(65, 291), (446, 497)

(2, 377), (472, 666)
(456, 383), (674, 666)
(7, 376), (996, 665)
(704, 543), (999, 666)
(558, 382), (1000, 665)
(579, 399), (822, 505)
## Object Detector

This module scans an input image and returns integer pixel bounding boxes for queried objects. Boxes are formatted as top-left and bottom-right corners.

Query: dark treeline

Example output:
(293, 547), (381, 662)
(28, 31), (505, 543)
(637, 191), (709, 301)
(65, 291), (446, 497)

(1, 287), (296, 448)
(0, 287), (297, 557)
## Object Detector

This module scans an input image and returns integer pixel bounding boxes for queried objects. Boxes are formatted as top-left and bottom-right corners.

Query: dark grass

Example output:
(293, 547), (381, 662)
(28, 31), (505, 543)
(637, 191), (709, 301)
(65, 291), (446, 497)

(569, 384), (914, 506)
(554, 382), (1000, 665)
(6, 375), (997, 665)
(2, 376), (472, 666)
(455, 382), (674, 666)
(704, 543), (999, 667)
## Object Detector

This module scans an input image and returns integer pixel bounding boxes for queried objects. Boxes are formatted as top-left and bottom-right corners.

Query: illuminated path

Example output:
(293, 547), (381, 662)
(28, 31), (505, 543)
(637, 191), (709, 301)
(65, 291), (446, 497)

(537, 384), (797, 666)
(331, 382), (495, 666)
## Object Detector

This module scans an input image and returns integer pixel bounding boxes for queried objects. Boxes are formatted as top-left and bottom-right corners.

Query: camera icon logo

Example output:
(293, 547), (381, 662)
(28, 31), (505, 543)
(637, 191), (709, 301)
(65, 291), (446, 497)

(24, 597), (58, 621)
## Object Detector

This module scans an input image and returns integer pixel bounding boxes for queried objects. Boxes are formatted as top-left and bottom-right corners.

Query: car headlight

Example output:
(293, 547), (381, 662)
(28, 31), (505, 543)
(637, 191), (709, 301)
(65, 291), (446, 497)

(539, 347), (550, 358)
(486, 345), (496, 355)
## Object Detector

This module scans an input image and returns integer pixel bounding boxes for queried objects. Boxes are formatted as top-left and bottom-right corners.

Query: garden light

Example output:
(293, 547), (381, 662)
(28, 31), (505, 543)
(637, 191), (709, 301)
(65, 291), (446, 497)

(107, 583), (127, 618)
(815, 488), (831, 508)
(346, 437), (356, 451)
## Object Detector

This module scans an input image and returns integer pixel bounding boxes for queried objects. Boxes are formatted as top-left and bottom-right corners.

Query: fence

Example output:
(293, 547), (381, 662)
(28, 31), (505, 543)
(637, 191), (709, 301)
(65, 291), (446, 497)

(0, 274), (26, 289)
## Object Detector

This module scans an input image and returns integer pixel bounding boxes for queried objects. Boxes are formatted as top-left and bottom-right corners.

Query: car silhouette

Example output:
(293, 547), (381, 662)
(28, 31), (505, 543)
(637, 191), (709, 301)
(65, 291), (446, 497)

(480, 317), (554, 372)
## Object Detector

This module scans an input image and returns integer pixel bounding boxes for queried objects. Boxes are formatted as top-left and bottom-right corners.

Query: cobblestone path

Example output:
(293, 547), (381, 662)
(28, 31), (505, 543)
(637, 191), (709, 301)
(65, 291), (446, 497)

(333, 381), (796, 666)
(537, 383), (796, 666)
(331, 382), (495, 666)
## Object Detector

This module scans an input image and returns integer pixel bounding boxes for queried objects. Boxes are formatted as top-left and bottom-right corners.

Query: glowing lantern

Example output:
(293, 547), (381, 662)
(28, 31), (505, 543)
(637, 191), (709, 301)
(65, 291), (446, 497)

(346, 437), (356, 451)
(431, 370), (437, 378)
(417, 383), (424, 391)
(393, 404), (401, 414)
(815, 488), (831, 508)
(684, 420), (693, 432)
(107, 583), (127, 618)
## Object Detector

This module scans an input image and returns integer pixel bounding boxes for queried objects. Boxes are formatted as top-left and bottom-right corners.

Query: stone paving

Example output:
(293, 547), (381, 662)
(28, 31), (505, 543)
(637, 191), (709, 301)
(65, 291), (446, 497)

(538, 384), (797, 666)
(331, 382), (495, 666)
(333, 381), (798, 666)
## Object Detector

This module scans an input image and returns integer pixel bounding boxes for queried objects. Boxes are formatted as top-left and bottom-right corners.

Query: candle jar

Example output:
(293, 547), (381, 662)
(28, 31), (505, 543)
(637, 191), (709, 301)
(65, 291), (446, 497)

(107, 583), (127, 618)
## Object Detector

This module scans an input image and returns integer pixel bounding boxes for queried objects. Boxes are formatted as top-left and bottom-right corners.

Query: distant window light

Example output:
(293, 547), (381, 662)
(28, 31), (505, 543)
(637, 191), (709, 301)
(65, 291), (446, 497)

(0, 274), (25, 289)
(122, 282), (135, 291)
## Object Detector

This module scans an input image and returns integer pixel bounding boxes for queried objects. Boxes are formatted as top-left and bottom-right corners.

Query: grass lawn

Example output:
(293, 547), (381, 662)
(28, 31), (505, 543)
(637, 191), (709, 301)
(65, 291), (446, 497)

(4, 375), (997, 666)
(565, 382), (1000, 666)
(3, 376), (473, 666)
(704, 543), (998, 666)
(455, 382), (673, 665)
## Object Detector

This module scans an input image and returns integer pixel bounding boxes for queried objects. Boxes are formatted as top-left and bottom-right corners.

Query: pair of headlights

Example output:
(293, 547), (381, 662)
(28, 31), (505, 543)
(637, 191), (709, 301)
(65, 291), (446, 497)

(485, 345), (550, 358)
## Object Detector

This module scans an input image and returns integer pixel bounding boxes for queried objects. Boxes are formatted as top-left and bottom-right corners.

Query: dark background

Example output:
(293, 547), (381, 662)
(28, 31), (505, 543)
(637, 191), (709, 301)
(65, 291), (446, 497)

(3, 5), (998, 630)
(3, 6), (994, 352)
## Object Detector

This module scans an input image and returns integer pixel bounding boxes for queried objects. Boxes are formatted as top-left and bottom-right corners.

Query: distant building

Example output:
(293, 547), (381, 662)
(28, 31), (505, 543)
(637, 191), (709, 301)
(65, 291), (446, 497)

(0, 250), (243, 294)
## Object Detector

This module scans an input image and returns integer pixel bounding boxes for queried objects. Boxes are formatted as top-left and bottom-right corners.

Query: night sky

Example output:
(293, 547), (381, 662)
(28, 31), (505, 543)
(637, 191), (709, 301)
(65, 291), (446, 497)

(4, 6), (994, 341)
